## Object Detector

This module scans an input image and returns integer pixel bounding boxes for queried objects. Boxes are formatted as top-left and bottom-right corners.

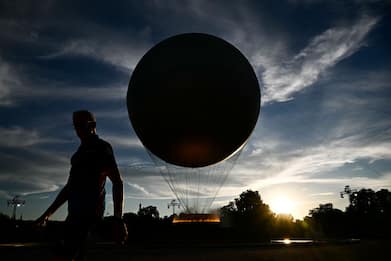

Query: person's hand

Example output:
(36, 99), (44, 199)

(112, 218), (128, 245)
(34, 214), (49, 227)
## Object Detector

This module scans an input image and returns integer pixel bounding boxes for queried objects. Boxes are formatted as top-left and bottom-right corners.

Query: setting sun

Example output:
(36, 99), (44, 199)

(270, 197), (294, 215)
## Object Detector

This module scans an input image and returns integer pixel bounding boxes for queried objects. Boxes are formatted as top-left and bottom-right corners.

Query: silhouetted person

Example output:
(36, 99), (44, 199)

(35, 110), (128, 261)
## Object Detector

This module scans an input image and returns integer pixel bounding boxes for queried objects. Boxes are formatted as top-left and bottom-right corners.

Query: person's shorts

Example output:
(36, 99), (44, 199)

(55, 218), (96, 261)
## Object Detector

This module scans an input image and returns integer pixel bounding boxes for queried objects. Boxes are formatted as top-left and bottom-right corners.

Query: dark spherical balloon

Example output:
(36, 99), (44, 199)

(127, 33), (260, 167)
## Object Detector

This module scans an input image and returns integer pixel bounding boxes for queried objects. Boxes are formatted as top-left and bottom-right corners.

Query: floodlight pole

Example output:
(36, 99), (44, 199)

(7, 196), (25, 220)
(168, 199), (181, 215)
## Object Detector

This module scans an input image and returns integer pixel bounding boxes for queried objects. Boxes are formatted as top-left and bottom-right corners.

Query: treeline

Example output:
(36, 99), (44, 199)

(306, 187), (391, 238)
(0, 187), (390, 243)
(219, 188), (391, 240)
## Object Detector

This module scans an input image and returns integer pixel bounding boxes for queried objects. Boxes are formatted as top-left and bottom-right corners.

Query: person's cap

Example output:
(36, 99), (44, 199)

(73, 110), (96, 126)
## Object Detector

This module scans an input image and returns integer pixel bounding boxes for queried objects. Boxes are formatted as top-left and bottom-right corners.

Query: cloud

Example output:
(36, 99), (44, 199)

(222, 77), (391, 196)
(0, 190), (13, 200)
(2, 78), (127, 107)
(39, 36), (149, 71)
(0, 57), (20, 106)
(258, 15), (379, 104)
(0, 2), (382, 107)
(230, 131), (391, 193)
(0, 126), (71, 197)
(119, 162), (158, 174)
(321, 70), (391, 117)
(310, 192), (335, 197)
(104, 135), (143, 149)
(0, 58), (128, 107)
(125, 182), (151, 196)
(0, 126), (66, 148)
(123, 176), (173, 200)
(0, 12), (142, 107)
(257, 175), (391, 191)
(94, 108), (129, 120)
(0, 175), (59, 198)
(32, 85), (127, 101)
(34, 15), (152, 71)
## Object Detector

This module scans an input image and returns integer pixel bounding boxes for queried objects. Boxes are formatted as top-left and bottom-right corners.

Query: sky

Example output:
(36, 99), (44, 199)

(0, 0), (390, 220)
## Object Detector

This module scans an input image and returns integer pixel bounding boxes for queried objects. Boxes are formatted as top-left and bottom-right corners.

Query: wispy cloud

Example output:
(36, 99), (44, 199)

(310, 192), (335, 197)
(259, 16), (379, 104)
(0, 175), (60, 198)
(3, 81), (127, 107)
(123, 176), (174, 200)
(38, 27), (151, 71)
(0, 59), (127, 107)
(0, 126), (70, 197)
(105, 135), (143, 149)
(126, 182), (151, 196)
(32, 85), (127, 101)
(321, 70), (391, 117)
(221, 86), (391, 196)
(231, 132), (391, 193)
(254, 175), (391, 191)
(0, 127), (66, 148)
(0, 57), (20, 106)
(0, 190), (12, 200)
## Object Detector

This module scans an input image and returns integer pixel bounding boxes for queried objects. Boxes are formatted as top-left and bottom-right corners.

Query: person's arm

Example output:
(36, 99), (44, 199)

(35, 184), (70, 225)
(107, 166), (128, 244)
(107, 166), (124, 218)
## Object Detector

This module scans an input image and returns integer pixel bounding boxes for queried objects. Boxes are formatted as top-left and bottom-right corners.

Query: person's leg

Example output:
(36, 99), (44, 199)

(59, 219), (90, 261)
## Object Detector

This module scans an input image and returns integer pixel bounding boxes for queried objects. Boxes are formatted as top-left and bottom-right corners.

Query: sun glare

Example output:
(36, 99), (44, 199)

(270, 197), (294, 215)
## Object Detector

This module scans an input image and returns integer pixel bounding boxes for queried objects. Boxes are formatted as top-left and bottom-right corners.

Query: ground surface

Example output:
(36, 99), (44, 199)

(0, 240), (389, 261)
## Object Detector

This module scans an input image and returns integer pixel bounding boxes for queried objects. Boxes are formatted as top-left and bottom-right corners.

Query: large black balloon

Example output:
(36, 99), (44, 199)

(127, 33), (260, 168)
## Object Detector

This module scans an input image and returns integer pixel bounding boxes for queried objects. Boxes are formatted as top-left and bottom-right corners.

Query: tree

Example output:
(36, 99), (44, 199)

(123, 212), (138, 221)
(232, 190), (274, 221)
(137, 205), (159, 219)
(345, 188), (391, 237)
(307, 203), (346, 238)
(220, 190), (274, 241)
(272, 214), (295, 238)
(0, 212), (10, 222)
(347, 189), (377, 214)
(375, 189), (391, 215)
(220, 201), (235, 217)
(347, 188), (391, 216)
(220, 201), (236, 227)
(235, 190), (274, 224)
(235, 190), (264, 213)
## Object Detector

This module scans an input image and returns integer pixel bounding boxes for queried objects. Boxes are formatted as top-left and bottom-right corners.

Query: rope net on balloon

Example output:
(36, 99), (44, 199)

(147, 149), (241, 214)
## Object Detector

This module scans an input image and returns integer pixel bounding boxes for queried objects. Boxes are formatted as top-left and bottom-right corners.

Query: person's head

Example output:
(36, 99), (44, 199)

(73, 110), (96, 140)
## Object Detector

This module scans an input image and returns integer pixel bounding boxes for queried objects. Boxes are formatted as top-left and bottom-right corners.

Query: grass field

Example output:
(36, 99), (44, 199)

(0, 240), (389, 261)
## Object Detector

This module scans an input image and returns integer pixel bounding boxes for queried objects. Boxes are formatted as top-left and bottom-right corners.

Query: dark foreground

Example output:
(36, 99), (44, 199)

(0, 240), (389, 261)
